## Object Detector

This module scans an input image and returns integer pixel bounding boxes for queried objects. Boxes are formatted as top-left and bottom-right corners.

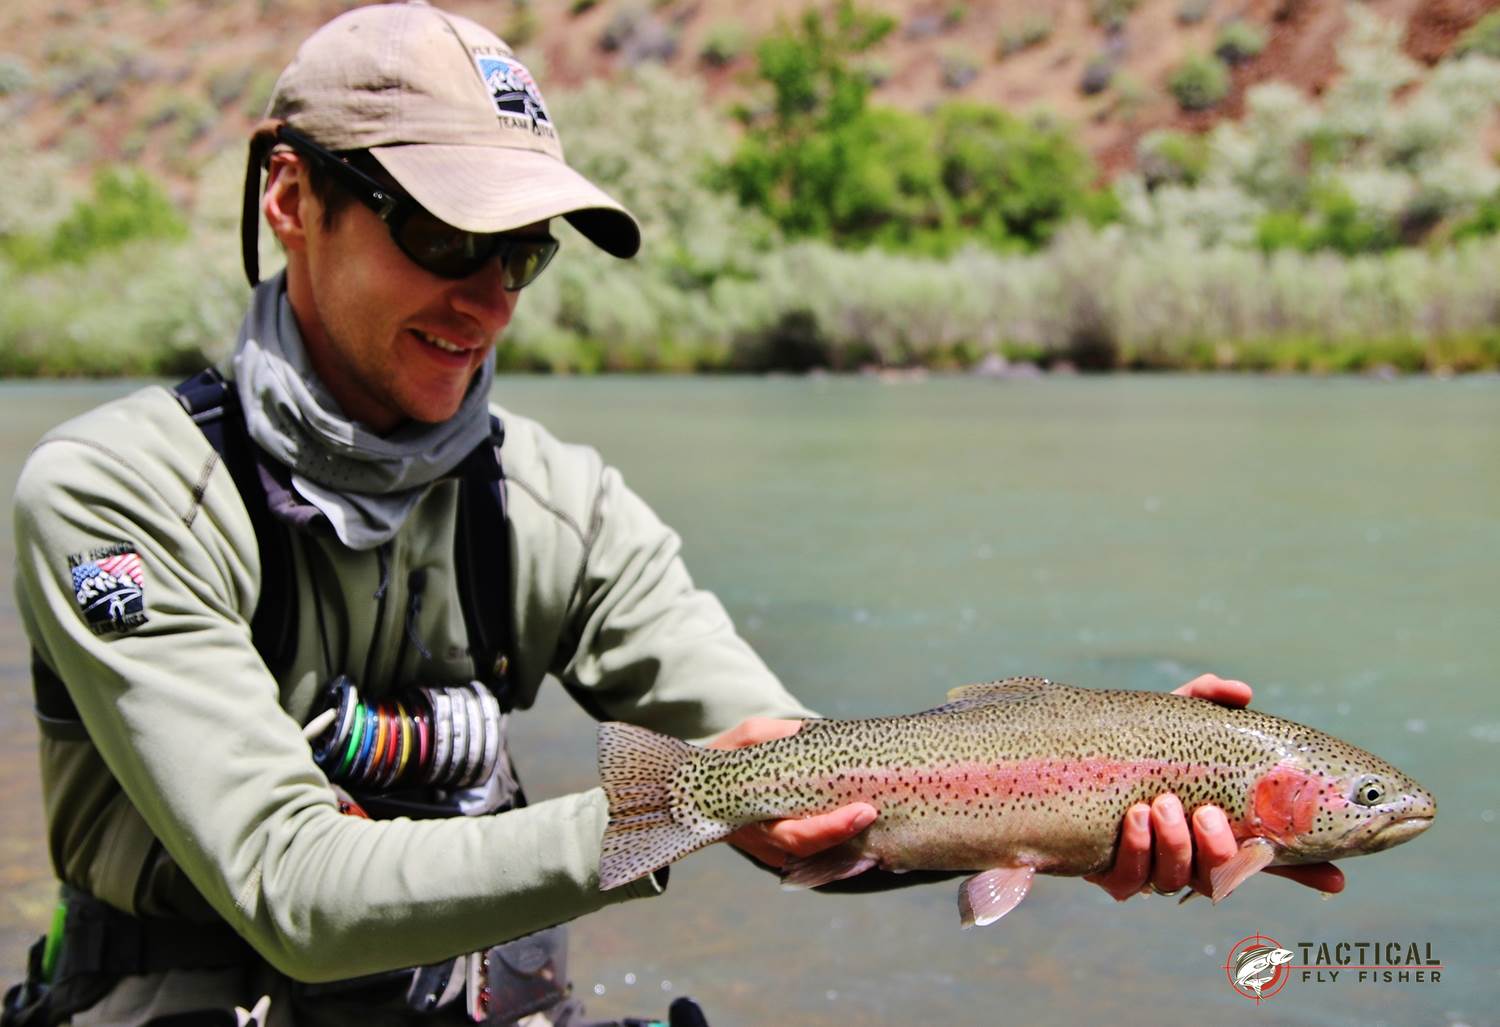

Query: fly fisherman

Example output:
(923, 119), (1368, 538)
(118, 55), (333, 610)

(5, 3), (1339, 1024)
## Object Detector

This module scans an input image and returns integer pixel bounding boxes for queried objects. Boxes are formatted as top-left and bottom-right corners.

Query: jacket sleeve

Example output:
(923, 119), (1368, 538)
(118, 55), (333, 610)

(545, 458), (816, 742)
(13, 415), (662, 984)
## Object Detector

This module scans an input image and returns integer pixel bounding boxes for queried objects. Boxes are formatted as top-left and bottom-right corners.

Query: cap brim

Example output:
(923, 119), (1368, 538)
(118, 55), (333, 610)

(370, 144), (641, 258)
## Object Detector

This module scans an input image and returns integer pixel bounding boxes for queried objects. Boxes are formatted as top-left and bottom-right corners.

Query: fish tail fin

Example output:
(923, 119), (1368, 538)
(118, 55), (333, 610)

(597, 722), (734, 890)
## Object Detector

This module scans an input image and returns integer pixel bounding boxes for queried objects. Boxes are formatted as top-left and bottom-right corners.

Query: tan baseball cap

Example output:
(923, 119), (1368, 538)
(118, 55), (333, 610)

(243, 0), (639, 283)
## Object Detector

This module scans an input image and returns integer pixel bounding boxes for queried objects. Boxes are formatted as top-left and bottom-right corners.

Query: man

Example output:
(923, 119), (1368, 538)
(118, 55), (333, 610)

(7, 3), (1338, 1024)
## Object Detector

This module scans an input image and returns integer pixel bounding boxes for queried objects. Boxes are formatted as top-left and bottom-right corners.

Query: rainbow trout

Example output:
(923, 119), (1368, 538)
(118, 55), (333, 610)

(597, 678), (1435, 926)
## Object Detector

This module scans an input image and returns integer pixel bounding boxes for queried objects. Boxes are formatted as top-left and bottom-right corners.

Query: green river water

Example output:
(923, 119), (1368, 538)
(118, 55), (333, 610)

(0, 375), (1494, 1026)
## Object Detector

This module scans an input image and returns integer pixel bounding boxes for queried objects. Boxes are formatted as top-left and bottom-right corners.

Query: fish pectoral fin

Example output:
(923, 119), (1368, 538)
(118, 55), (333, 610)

(957, 866), (1036, 928)
(1208, 837), (1277, 904)
(780, 846), (878, 890)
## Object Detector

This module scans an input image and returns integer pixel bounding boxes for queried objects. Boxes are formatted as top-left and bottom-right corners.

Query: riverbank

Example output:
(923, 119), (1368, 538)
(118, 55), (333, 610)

(7, 223), (1500, 379)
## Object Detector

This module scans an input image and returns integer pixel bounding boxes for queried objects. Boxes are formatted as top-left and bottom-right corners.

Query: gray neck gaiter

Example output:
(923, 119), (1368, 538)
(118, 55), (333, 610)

(231, 273), (496, 551)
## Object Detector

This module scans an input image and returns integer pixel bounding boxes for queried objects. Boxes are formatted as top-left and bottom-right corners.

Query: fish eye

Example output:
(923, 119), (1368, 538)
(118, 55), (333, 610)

(1351, 775), (1386, 806)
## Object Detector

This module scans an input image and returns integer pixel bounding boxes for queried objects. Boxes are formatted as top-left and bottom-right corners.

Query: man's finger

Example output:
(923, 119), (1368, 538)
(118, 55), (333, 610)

(1266, 862), (1344, 893)
(1173, 673), (1252, 708)
(762, 803), (877, 859)
(1085, 804), (1152, 901)
(707, 717), (804, 751)
(725, 822), (787, 868)
(1188, 804), (1240, 894)
(1150, 794), (1192, 895)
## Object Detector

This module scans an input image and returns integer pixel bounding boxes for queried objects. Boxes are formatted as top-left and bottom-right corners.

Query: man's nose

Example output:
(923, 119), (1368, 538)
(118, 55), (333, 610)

(448, 258), (518, 330)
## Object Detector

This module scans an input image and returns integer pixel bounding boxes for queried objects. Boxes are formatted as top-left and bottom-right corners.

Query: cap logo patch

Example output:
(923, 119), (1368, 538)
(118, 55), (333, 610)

(474, 55), (555, 138)
(69, 544), (147, 635)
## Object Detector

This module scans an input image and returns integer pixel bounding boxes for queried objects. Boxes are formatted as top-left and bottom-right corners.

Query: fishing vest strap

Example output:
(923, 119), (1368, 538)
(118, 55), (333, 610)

(31, 368), (516, 732)
(53, 888), (259, 980)
(172, 368), (299, 682)
(454, 416), (516, 706)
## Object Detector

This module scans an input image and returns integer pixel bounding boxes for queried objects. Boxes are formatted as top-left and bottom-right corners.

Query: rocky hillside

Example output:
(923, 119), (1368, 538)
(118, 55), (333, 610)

(2, 0), (1496, 194)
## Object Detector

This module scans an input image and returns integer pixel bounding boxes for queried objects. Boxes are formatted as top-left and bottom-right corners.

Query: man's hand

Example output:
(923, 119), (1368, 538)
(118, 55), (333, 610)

(709, 718), (877, 869)
(1085, 674), (1345, 900)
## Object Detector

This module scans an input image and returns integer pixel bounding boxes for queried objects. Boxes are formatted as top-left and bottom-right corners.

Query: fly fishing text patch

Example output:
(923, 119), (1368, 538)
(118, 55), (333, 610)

(69, 543), (147, 635)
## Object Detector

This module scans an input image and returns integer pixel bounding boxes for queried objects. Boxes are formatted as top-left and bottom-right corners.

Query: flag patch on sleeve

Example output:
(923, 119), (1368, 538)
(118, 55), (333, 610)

(69, 544), (147, 635)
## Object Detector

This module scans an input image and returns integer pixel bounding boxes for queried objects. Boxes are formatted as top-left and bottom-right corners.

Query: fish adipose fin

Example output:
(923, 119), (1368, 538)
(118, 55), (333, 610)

(781, 845), (878, 890)
(1208, 837), (1277, 903)
(958, 866), (1036, 927)
(937, 677), (1056, 713)
(597, 722), (733, 891)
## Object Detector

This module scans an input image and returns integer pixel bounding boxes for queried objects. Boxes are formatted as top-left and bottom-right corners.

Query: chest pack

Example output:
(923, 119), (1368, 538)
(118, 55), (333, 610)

(32, 368), (518, 735)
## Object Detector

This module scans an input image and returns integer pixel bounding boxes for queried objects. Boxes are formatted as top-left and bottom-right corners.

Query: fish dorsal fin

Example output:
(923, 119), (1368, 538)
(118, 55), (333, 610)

(932, 677), (1058, 713)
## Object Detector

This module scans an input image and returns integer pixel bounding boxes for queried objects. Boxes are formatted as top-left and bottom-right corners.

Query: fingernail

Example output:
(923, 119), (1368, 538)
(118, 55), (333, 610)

(1160, 800), (1183, 827)
(852, 807), (877, 831)
(1131, 808), (1149, 831)
(1195, 806), (1226, 832)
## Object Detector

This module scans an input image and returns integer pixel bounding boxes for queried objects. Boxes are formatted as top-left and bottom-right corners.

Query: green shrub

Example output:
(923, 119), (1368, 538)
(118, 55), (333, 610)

(1255, 184), (1397, 255)
(1136, 130), (1211, 188)
(0, 54), (32, 96)
(504, 2), (539, 47)
(934, 104), (1106, 250)
(1455, 11), (1500, 59)
(1089, 0), (1140, 30)
(600, 5), (646, 51)
(241, 69), (279, 118)
(1176, 0), (1212, 26)
(722, 0), (902, 242)
(570, 0), (599, 14)
(1215, 20), (1266, 65)
(2, 169), (187, 269)
(941, 49), (979, 90)
(1453, 189), (1500, 240)
(996, 14), (1053, 57)
(700, 23), (748, 67)
(1169, 53), (1230, 111)
(1080, 55), (1115, 95)
(206, 65), (254, 108)
(1110, 72), (1150, 124)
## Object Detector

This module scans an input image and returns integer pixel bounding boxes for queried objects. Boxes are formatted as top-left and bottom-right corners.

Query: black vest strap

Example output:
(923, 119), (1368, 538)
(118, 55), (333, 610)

(454, 415), (516, 706)
(30, 369), (515, 726)
(173, 368), (299, 682)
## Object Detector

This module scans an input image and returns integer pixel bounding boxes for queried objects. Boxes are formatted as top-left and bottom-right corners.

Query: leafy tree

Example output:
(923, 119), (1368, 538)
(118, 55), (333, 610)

(935, 103), (1107, 250)
(1455, 12), (1500, 59)
(722, 1), (905, 243)
(723, 2), (1110, 255)
(3, 169), (186, 269)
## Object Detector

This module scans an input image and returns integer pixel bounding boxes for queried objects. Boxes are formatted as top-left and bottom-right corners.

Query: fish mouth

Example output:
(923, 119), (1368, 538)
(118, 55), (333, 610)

(1358, 815), (1434, 852)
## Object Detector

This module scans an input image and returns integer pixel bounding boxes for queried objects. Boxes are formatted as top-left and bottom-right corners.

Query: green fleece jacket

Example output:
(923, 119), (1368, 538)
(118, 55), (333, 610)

(13, 383), (812, 983)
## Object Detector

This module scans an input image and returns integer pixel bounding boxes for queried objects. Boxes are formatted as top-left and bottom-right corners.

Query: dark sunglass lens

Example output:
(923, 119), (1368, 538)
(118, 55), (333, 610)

(499, 239), (559, 290)
(396, 212), (478, 278)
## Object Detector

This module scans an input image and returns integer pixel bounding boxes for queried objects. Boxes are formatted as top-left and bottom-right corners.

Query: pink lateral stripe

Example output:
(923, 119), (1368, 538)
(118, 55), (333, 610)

(804, 757), (1229, 804)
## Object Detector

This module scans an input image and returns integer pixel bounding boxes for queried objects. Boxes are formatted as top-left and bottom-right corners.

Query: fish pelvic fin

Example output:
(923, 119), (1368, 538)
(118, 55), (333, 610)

(781, 845), (878, 890)
(597, 722), (733, 891)
(958, 866), (1036, 928)
(1208, 836), (1278, 904)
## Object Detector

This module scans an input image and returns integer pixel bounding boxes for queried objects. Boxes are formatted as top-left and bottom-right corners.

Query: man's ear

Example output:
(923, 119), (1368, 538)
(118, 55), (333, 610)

(263, 153), (310, 253)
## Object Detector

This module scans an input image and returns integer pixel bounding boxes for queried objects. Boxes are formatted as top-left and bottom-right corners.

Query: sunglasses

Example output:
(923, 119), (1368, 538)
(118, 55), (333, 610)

(275, 125), (559, 289)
